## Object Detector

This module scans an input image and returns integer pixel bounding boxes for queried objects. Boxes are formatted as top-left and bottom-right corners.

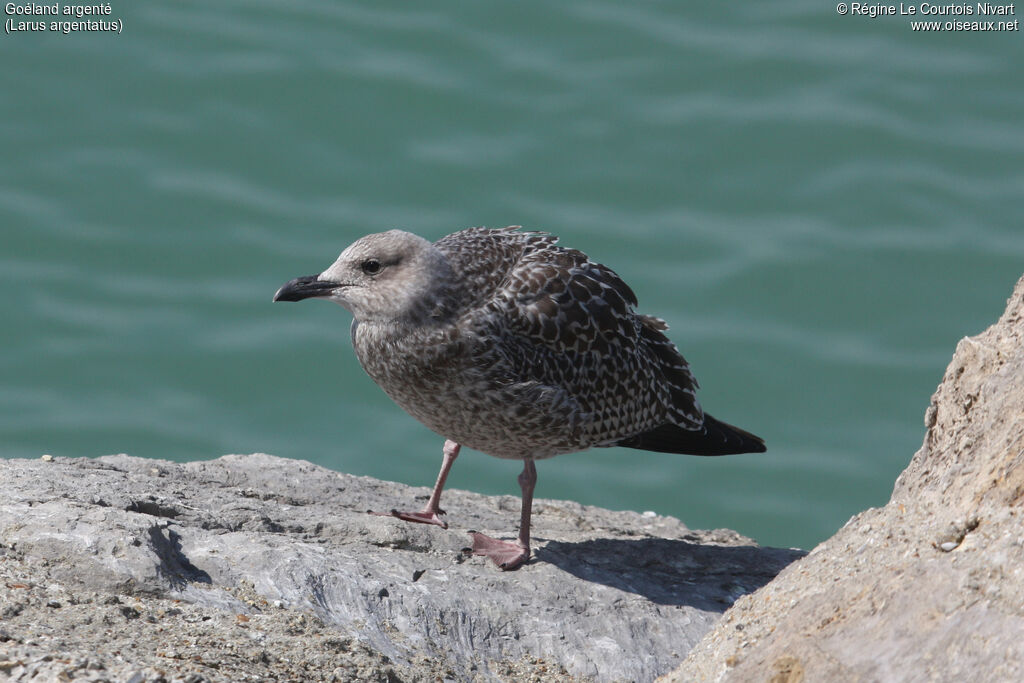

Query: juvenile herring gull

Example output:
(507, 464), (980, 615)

(274, 227), (765, 570)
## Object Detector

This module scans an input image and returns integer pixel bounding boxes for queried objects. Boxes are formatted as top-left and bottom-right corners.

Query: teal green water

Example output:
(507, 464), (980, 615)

(3, 2), (1022, 550)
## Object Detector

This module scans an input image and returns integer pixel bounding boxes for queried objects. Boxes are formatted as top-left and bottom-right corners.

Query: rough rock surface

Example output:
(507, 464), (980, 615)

(666, 274), (1024, 683)
(0, 453), (801, 682)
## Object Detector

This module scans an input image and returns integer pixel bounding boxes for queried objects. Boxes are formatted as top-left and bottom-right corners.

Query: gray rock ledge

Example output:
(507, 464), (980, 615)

(0, 450), (801, 682)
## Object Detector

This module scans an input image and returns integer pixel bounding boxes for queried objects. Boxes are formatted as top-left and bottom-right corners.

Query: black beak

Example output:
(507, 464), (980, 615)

(273, 275), (341, 302)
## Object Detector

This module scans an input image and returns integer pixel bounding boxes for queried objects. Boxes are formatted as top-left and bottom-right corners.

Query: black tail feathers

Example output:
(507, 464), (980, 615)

(615, 413), (766, 456)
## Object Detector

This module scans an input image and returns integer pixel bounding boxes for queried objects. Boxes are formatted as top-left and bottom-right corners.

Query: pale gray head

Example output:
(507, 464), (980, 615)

(273, 230), (456, 324)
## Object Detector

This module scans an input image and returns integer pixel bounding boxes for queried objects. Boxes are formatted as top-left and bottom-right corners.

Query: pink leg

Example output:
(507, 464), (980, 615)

(470, 458), (536, 570)
(370, 440), (459, 529)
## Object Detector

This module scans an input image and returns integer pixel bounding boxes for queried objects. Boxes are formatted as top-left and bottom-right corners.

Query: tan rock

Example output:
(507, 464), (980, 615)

(665, 274), (1024, 683)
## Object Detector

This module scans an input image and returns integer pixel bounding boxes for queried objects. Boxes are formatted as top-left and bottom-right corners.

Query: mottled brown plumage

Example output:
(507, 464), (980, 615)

(274, 226), (765, 569)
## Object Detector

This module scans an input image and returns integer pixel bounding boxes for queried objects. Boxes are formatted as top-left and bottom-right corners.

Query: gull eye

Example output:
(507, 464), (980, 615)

(361, 259), (382, 275)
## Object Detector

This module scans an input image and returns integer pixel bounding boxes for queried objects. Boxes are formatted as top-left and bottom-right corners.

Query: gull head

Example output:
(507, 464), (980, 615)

(273, 230), (456, 324)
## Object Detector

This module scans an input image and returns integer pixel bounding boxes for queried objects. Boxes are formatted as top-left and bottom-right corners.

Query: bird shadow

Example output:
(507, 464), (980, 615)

(535, 537), (805, 612)
(148, 525), (213, 590)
